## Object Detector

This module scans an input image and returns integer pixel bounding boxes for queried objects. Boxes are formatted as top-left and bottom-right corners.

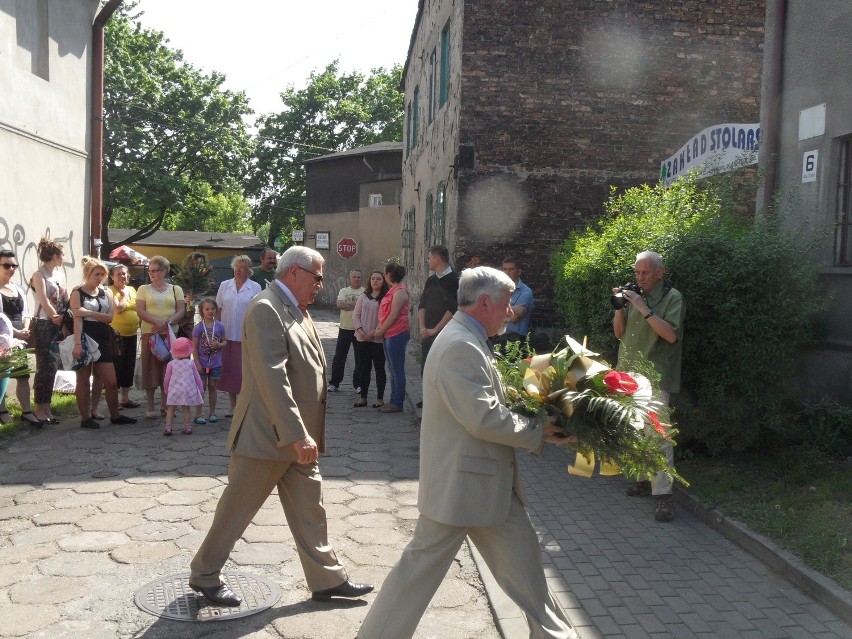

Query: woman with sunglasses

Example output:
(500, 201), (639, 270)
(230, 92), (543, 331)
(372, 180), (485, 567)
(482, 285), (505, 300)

(29, 237), (69, 425)
(0, 250), (38, 425)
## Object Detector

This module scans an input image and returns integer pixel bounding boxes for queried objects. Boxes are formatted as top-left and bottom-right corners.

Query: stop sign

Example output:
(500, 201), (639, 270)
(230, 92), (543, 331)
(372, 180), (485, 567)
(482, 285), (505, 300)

(337, 237), (358, 259)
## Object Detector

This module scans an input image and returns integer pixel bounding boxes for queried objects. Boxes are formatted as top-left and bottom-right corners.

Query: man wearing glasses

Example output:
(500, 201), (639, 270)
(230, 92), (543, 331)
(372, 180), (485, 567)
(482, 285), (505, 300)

(189, 245), (372, 606)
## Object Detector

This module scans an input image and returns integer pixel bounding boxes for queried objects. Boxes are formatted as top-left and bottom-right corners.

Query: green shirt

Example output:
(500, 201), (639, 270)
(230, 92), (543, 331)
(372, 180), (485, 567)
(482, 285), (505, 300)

(617, 284), (684, 393)
(251, 266), (275, 289)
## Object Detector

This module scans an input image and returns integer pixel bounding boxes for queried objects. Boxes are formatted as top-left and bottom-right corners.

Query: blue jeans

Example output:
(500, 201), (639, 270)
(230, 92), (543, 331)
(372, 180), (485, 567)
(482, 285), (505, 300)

(383, 331), (409, 407)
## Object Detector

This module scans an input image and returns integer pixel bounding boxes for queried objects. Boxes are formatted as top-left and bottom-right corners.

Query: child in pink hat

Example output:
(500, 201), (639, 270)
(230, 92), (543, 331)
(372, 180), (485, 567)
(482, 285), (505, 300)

(163, 337), (204, 435)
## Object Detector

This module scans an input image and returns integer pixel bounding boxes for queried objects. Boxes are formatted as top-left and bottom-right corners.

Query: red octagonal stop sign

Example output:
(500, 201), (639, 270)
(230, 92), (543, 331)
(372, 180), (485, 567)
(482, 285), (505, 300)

(337, 237), (358, 259)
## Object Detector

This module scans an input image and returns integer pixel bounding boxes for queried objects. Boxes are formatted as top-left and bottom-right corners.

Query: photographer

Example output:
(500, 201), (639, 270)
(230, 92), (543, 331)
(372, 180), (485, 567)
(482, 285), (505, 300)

(612, 250), (684, 522)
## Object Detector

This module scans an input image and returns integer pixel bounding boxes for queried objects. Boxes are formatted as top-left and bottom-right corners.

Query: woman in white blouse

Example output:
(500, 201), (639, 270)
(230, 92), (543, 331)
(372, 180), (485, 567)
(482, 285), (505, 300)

(215, 255), (261, 416)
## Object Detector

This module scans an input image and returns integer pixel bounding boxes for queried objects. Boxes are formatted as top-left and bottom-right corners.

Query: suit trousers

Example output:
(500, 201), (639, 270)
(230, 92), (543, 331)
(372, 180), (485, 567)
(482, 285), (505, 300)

(358, 494), (575, 639)
(189, 453), (347, 592)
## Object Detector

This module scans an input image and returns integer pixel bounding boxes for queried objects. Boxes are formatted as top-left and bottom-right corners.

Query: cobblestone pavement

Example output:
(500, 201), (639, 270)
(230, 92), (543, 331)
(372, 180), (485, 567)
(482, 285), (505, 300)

(1, 308), (850, 639)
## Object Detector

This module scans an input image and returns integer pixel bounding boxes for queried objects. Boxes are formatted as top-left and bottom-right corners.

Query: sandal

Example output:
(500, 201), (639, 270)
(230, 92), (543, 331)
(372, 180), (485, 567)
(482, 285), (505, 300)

(163, 424), (173, 436)
(182, 424), (193, 435)
(193, 417), (207, 425)
(208, 414), (218, 423)
(91, 413), (105, 420)
(371, 402), (385, 409)
(0, 408), (11, 424)
(354, 400), (368, 407)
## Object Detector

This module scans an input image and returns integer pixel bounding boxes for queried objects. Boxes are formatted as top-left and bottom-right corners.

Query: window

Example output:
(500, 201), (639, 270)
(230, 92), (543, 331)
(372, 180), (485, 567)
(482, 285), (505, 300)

(439, 21), (450, 107)
(402, 206), (416, 249)
(16, 0), (50, 80)
(836, 137), (852, 265)
(435, 182), (447, 246)
(428, 48), (436, 123)
(412, 85), (420, 149)
(405, 101), (412, 157)
(424, 192), (434, 251)
(369, 193), (383, 208)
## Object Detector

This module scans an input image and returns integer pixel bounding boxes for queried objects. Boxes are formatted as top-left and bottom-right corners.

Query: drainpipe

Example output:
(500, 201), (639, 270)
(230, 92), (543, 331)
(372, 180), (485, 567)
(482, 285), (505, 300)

(759, 0), (787, 214)
(90, 0), (123, 258)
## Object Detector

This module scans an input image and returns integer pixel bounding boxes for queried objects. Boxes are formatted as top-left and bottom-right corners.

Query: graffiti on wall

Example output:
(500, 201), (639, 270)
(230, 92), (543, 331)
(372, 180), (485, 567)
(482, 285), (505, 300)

(0, 217), (77, 292)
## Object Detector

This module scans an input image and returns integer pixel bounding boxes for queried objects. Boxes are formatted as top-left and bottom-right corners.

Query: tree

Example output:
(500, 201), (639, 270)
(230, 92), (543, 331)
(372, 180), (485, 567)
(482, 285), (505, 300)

(248, 61), (403, 245)
(102, 7), (254, 253)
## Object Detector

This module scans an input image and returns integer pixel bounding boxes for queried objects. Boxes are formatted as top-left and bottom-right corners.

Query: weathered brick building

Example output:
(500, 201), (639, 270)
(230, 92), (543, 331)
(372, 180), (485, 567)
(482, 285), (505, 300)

(402, 0), (766, 328)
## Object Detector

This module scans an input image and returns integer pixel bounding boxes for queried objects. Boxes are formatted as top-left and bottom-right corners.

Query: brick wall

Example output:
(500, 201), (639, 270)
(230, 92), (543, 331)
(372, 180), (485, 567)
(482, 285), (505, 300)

(452, 0), (765, 326)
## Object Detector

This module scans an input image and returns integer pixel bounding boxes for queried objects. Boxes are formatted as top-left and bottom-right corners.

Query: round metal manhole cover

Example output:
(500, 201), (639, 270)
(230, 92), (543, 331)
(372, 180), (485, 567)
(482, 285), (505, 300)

(135, 571), (280, 622)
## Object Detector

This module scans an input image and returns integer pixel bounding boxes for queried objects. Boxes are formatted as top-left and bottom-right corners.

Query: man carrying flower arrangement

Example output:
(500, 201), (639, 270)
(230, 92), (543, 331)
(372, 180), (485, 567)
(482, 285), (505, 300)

(612, 250), (684, 521)
(358, 266), (575, 639)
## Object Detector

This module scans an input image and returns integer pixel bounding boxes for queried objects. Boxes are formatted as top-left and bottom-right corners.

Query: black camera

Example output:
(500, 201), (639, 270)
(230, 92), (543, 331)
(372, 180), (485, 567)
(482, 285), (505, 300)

(610, 282), (643, 310)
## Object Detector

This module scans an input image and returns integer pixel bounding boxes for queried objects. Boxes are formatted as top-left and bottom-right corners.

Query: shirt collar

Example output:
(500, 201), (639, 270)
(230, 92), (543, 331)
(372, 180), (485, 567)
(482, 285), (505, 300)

(274, 280), (299, 308)
(436, 265), (453, 278)
(460, 311), (488, 341)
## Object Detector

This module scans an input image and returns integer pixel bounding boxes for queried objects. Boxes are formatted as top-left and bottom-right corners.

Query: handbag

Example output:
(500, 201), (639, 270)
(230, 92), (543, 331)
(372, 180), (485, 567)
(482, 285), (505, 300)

(149, 325), (175, 362)
(58, 333), (100, 371)
(110, 328), (124, 359)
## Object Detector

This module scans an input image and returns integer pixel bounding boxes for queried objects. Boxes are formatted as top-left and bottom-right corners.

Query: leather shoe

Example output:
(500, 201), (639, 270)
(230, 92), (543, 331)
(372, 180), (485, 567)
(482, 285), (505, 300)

(189, 583), (242, 607)
(311, 580), (374, 602)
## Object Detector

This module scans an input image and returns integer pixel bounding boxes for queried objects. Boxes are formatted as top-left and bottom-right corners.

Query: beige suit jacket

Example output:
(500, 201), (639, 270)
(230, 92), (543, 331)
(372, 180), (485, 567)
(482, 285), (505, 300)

(418, 311), (545, 528)
(226, 282), (327, 461)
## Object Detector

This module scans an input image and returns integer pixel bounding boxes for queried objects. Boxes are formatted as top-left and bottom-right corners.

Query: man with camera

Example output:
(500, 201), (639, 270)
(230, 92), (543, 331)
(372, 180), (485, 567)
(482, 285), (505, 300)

(612, 250), (684, 522)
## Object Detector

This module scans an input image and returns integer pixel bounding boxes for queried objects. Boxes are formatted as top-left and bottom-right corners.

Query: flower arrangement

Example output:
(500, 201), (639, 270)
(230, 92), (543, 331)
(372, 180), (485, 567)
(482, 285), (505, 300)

(0, 337), (33, 381)
(496, 335), (686, 486)
(171, 252), (216, 299)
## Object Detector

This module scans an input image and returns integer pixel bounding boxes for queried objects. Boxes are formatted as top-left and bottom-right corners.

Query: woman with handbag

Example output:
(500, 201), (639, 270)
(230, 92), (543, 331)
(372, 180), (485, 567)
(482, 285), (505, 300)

(70, 257), (137, 430)
(30, 237), (70, 425)
(90, 263), (140, 418)
(136, 256), (185, 419)
(0, 250), (39, 425)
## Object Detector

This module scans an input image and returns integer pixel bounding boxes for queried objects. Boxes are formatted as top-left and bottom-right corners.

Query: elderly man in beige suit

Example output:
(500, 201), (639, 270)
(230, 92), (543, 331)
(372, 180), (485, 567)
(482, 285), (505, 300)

(188, 246), (372, 606)
(358, 266), (575, 639)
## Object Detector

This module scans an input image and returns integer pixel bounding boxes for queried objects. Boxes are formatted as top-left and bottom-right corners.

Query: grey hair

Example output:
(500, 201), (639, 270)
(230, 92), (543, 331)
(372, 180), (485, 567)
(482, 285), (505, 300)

(230, 254), (253, 270)
(457, 266), (515, 307)
(635, 251), (664, 269)
(276, 245), (324, 276)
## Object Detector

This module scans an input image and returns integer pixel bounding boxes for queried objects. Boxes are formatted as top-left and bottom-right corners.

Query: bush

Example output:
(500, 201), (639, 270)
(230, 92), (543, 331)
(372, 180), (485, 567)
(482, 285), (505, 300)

(552, 173), (825, 454)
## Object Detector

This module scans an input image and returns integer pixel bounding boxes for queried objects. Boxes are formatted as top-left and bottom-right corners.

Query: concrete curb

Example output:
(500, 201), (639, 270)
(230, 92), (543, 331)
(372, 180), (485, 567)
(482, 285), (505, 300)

(675, 486), (852, 627)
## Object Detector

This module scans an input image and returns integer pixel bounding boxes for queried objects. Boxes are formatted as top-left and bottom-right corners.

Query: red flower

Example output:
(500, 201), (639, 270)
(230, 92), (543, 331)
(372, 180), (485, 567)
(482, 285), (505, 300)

(603, 371), (639, 394)
(648, 411), (670, 438)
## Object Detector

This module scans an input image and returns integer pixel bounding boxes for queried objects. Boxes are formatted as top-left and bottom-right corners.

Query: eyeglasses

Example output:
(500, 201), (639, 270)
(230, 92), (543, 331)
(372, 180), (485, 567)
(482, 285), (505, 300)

(297, 265), (323, 283)
(148, 268), (163, 273)
(1, 263), (19, 270)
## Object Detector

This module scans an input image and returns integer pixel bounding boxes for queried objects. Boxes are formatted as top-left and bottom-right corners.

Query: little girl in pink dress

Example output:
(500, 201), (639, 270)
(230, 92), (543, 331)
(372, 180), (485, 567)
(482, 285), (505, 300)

(164, 337), (204, 435)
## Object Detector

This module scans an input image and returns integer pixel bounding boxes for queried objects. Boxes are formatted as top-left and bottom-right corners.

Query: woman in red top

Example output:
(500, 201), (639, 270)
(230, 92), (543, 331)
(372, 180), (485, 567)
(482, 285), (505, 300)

(374, 262), (409, 413)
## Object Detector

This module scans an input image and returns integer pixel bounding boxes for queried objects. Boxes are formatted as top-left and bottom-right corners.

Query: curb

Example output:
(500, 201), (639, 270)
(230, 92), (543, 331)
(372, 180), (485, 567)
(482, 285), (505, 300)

(675, 487), (852, 627)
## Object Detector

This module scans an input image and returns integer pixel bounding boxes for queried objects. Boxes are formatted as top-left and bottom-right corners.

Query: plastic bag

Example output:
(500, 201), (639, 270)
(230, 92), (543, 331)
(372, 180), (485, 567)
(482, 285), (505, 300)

(58, 333), (100, 371)
(149, 325), (175, 362)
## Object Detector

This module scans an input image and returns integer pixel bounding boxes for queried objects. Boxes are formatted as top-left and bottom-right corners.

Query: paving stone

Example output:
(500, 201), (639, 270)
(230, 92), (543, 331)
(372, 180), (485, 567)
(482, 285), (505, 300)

(32, 506), (98, 525)
(126, 520), (194, 542)
(39, 551), (115, 576)
(28, 619), (120, 639)
(78, 512), (143, 532)
(9, 576), (86, 604)
(110, 540), (181, 564)
(10, 523), (76, 546)
(0, 603), (60, 636)
(142, 504), (203, 521)
(344, 512), (397, 528)
(230, 541), (295, 565)
(56, 531), (128, 552)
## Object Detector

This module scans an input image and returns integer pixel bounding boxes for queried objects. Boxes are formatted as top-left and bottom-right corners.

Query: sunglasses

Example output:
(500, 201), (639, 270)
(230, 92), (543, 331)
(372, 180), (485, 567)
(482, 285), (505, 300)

(297, 265), (323, 283)
(1, 263), (19, 270)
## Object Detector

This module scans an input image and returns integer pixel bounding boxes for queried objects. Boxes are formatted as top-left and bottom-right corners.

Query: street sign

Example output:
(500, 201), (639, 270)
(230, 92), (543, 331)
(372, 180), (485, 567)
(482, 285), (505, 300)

(273, 235), (286, 251)
(291, 230), (304, 243)
(337, 237), (357, 259)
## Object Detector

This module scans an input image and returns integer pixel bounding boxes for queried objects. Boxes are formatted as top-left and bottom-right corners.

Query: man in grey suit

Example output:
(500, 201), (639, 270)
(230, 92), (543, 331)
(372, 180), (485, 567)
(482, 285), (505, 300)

(188, 246), (372, 606)
(358, 266), (575, 639)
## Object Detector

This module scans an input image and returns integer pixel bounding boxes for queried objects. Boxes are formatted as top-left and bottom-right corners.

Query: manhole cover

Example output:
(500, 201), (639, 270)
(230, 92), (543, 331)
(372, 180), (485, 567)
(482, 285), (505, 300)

(135, 571), (280, 621)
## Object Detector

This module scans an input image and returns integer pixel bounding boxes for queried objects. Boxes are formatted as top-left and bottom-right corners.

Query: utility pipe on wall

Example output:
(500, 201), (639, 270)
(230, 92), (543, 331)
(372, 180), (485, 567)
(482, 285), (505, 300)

(89, 0), (123, 258)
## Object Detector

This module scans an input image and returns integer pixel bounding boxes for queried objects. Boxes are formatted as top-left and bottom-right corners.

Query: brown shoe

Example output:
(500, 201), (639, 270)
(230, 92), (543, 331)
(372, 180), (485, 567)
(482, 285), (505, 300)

(626, 480), (652, 497)
(378, 404), (402, 413)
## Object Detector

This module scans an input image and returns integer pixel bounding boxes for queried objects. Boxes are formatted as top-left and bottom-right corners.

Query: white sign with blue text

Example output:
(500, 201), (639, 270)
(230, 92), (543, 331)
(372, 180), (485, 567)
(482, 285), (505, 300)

(660, 123), (760, 186)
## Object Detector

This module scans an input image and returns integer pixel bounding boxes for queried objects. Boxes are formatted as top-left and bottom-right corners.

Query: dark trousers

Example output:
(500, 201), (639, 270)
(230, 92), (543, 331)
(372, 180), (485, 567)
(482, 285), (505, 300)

(420, 334), (437, 375)
(354, 340), (386, 400)
(114, 335), (138, 389)
(329, 328), (361, 388)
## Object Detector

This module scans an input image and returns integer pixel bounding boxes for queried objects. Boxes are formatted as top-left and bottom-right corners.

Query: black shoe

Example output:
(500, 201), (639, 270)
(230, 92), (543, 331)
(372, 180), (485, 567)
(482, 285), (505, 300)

(189, 583), (242, 607)
(80, 418), (100, 429)
(110, 414), (137, 425)
(416, 401), (423, 408)
(626, 480), (652, 497)
(311, 580), (374, 602)
(20, 411), (44, 427)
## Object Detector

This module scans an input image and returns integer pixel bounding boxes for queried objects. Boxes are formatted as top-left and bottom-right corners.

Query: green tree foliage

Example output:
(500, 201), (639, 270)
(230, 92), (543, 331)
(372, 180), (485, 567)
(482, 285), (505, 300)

(552, 174), (825, 454)
(248, 61), (403, 246)
(102, 7), (254, 252)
